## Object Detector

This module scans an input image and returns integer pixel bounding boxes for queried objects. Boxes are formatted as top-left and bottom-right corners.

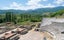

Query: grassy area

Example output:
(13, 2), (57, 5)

(17, 21), (41, 25)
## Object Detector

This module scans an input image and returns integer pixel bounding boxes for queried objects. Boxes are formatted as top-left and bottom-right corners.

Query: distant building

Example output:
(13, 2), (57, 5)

(40, 18), (64, 40)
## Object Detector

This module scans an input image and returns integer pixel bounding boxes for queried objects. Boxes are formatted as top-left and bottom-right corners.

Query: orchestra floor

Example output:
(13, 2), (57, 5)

(19, 31), (45, 40)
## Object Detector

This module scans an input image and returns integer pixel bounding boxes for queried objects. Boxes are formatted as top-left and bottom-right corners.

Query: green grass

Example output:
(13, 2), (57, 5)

(17, 21), (41, 25)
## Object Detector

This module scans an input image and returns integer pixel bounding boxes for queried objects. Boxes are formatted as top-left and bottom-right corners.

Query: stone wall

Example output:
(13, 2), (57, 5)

(40, 18), (64, 40)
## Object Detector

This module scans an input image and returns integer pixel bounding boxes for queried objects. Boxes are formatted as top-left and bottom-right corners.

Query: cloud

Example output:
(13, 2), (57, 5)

(44, 3), (56, 8)
(54, 0), (64, 5)
(10, 2), (22, 8)
(2, 2), (26, 10)
(26, 0), (44, 9)
(1, 0), (64, 10)
(2, 0), (44, 10)
(26, 0), (43, 9)
(42, 0), (48, 1)
(27, 0), (41, 5)
(26, 0), (55, 8)
(2, 2), (55, 10)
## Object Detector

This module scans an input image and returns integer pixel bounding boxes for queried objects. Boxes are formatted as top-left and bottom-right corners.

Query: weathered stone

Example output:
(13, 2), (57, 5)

(40, 18), (64, 40)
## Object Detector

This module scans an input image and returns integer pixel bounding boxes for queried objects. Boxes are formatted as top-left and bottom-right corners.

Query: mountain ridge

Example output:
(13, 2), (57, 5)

(0, 6), (64, 14)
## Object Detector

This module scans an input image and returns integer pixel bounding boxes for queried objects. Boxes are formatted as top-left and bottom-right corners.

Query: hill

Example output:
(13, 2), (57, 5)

(0, 6), (64, 14)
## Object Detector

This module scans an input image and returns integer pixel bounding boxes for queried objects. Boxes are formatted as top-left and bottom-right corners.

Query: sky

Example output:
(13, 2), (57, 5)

(0, 0), (64, 10)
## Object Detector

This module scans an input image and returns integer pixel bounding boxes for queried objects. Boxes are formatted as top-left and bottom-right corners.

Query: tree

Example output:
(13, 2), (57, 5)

(5, 12), (12, 22)
(5, 12), (17, 24)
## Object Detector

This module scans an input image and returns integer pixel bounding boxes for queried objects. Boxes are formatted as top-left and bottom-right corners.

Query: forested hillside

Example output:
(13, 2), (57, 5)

(0, 12), (42, 25)
(0, 7), (64, 25)
(0, 6), (64, 14)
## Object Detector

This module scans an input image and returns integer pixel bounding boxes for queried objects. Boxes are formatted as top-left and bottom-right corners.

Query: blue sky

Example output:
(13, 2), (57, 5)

(0, 0), (64, 10)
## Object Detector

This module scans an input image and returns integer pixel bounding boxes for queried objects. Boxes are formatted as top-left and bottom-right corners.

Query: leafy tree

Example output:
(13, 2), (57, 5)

(5, 12), (12, 22)
(5, 12), (17, 24)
